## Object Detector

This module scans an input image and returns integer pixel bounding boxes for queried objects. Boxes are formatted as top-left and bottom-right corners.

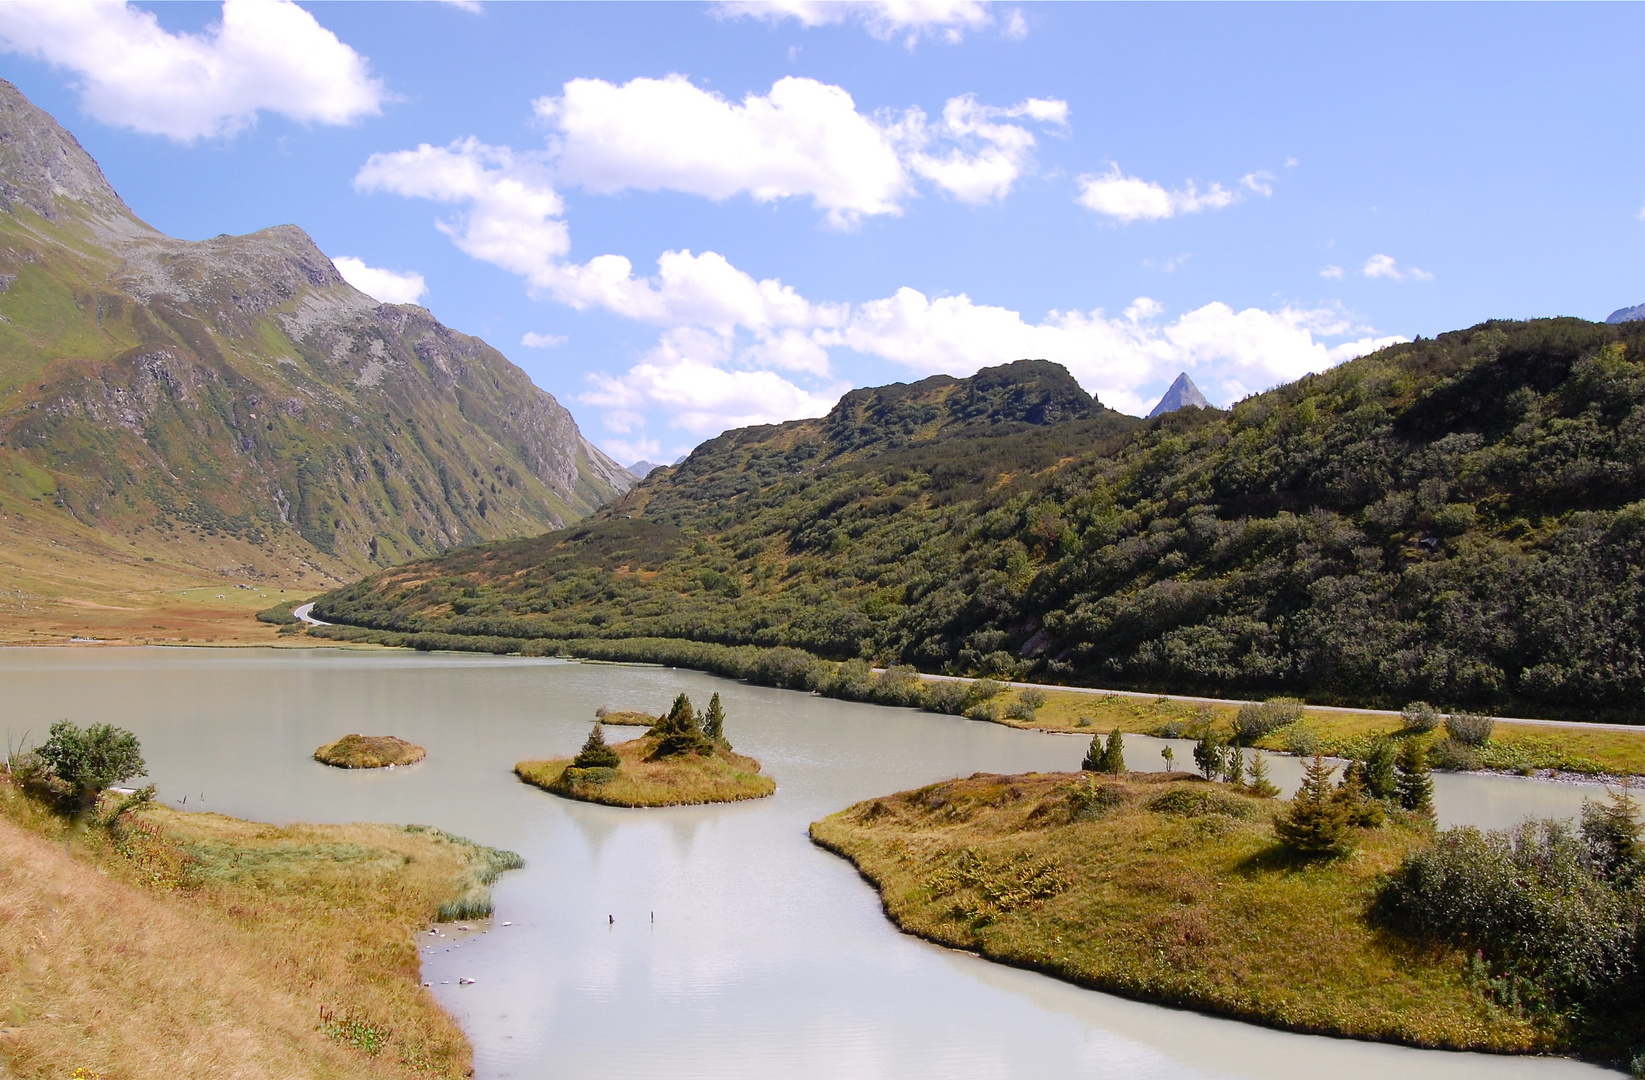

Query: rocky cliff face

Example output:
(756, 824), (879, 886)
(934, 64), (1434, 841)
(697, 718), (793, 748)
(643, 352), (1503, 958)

(0, 78), (628, 583)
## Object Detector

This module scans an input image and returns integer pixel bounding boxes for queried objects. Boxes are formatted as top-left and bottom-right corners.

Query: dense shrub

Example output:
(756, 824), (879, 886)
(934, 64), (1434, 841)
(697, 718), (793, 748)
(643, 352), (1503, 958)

(1429, 738), (1483, 771)
(36, 720), (147, 814)
(1376, 797), (1645, 1016)
(1230, 698), (1305, 746)
(1401, 701), (1442, 733)
(1445, 711), (1496, 746)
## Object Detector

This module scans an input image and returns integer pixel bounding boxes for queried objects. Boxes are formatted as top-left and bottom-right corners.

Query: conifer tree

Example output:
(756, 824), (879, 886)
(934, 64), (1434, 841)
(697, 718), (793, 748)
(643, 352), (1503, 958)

(1363, 738), (1400, 803)
(1246, 751), (1280, 798)
(1081, 732), (1104, 772)
(1396, 739), (1435, 820)
(1334, 766), (1385, 828)
(1224, 746), (1246, 788)
(1274, 755), (1351, 855)
(1098, 727), (1125, 774)
(572, 723), (620, 769)
(652, 692), (710, 757)
(701, 692), (729, 747)
(1193, 730), (1226, 781)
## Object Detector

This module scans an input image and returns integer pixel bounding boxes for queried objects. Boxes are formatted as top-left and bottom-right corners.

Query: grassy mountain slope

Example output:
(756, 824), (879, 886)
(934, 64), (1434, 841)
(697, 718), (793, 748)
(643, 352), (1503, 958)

(0, 78), (629, 625)
(316, 319), (1645, 722)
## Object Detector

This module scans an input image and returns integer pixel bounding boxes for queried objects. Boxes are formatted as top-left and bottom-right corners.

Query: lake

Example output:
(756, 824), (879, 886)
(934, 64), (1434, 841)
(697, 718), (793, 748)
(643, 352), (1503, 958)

(0, 647), (1617, 1080)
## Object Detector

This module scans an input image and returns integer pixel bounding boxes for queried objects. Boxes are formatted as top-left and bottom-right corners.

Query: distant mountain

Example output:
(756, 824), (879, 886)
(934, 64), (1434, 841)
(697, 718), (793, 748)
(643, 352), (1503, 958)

(628, 461), (664, 479)
(0, 79), (630, 586)
(1147, 371), (1212, 417)
(1607, 303), (1645, 324)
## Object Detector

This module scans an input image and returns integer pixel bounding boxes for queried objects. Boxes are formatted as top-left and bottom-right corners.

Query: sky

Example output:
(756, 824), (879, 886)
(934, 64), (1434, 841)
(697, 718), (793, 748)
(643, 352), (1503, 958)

(0, 1), (1639, 467)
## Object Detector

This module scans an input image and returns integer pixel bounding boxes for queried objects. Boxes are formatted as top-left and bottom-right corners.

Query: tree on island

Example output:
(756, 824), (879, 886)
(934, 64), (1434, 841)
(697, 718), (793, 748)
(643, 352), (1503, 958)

(701, 692), (730, 749)
(36, 720), (146, 815)
(1193, 729), (1226, 781)
(1082, 728), (1125, 773)
(651, 693), (713, 757)
(572, 723), (621, 769)
(1274, 755), (1352, 856)
(1396, 739), (1435, 820)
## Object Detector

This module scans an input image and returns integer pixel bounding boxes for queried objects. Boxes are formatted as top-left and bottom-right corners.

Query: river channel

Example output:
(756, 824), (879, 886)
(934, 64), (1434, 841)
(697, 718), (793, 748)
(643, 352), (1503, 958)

(0, 647), (1620, 1079)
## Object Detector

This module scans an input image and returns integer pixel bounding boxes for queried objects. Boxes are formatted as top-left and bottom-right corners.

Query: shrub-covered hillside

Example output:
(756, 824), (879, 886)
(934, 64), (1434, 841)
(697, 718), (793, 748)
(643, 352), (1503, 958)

(316, 319), (1645, 721)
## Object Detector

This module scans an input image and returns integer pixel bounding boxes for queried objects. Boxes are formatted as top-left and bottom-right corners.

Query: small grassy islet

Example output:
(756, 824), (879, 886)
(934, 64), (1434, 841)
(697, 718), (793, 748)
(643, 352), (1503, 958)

(516, 692), (774, 808)
(314, 734), (426, 769)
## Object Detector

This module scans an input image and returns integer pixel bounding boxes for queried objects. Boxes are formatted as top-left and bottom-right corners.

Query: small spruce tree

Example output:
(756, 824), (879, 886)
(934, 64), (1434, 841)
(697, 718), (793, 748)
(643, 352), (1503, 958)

(1246, 751), (1280, 798)
(701, 692), (729, 748)
(651, 693), (711, 757)
(1396, 739), (1436, 820)
(1274, 755), (1352, 856)
(1363, 738), (1400, 802)
(1081, 732), (1104, 772)
(1580, 784), (1642, 882)
(1224, 746), (1246, 788)
(1334, 766), (1386, 828)
(1098, 727), (1125, 774)
(1193, 729), (1226, 781)
(572, 723), (620, 769)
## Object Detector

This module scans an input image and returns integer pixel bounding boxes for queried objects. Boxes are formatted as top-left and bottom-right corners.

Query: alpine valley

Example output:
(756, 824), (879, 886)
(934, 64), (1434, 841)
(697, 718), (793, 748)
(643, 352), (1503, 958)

(0, 79), (630, 642)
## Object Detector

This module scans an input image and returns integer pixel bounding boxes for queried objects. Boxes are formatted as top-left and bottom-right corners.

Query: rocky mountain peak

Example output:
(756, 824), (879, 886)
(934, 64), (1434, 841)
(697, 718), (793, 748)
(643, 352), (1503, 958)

(1148, 372), (1212, 418)
(0, 77), (138, 225)
(1607, 303), (1645, 325)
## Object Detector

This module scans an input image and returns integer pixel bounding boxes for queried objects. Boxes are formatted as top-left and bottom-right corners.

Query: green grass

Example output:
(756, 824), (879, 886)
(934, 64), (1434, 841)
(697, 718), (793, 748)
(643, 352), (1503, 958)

(313, 735), (426, 769)
(811, 770), (1559, 1054)
(515, 735), (775, 807)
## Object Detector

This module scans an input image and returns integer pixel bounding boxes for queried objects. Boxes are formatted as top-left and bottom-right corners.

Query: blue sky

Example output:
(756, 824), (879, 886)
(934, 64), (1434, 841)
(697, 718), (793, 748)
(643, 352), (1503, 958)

(0, 1), (1639, 466)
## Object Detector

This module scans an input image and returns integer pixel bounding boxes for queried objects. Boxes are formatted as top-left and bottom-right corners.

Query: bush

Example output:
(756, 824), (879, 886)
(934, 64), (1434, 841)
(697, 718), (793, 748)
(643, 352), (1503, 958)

(1445, 711), (1495, 746)
(36, 720), (147, 815)
(1400, 701), (1441, 733)
(1005, 687), (1047, 721)
(1230, 698), (1304, 746)
(1148, 786), (1257, 819)
(1361, 738), (1400, 802)
(1274, 756), (1352, 856)
(571, 723), (620, 769)
(1376, 813), (1644, 1010)
(1283, 725), (1320, 757)
(1429, 737), (1482, 771)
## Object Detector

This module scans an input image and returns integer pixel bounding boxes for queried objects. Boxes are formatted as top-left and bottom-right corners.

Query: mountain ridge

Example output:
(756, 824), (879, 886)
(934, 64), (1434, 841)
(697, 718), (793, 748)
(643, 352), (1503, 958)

(0, 78), (628, 635)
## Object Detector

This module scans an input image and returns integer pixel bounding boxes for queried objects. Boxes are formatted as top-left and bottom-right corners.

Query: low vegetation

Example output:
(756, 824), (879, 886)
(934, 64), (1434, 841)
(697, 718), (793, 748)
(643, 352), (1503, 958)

(594, 707), (657, 726)
(314, 735), (427, 770)
(0, 725), (521, 1079)
(515, 693), (774, 807)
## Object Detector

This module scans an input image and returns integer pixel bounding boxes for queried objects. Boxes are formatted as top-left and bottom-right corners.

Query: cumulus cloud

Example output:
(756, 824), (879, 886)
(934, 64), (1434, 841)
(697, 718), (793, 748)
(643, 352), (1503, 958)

(0, 0), (384, 142)
(355, 137), (569, 280)
(1362, 253), (1433, 282)
(714, 1), (1007, 46)
(521, 331), (567, 347)
(535, 76), (1063, 224)
(331, 256), (427, 304)
(1076, 164), (1236, 223)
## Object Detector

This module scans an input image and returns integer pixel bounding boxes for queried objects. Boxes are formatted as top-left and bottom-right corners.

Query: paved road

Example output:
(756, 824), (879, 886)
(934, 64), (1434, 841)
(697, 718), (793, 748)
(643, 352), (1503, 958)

(292, 602), (331, 627)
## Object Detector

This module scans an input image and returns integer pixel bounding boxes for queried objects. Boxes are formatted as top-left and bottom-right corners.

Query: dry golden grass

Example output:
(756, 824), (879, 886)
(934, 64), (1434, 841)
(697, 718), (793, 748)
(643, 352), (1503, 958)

(594, 710), (657, 727)
(811, 770), (1558, 1054)
(314, 735), (427, 769)
(0, 780), (516, 1079)
(515, 736), (775, 807)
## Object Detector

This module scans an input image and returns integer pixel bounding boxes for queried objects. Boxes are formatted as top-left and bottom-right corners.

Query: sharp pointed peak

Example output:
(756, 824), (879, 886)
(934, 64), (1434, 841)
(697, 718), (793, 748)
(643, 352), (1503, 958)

(1148, 372), (1212, 418)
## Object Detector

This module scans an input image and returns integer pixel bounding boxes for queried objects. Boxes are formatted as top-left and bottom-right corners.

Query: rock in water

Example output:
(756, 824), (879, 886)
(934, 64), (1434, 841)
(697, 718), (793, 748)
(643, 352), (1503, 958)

(1148, 372), (1212, 418)
(1606, 303), (1645, 324)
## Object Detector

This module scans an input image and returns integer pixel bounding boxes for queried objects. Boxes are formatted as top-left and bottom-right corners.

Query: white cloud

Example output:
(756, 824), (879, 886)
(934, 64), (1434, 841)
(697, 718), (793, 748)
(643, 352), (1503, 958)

(521, 331), (567, 348)
(0, 0), (383, 142)
(537, 75), (909, 227)
(535, 76), (1063, 224)
(714, 1), (1003, 46)
(1240, 170), (1274, 197)
(1362, 253), (1433, 282)
(355, 137), (569, 281)
(903, 94), (1066, 204)
(331, 256), (426, 304)
(1320, 265), (1344, 279)
(1076, 164), (1236, 223)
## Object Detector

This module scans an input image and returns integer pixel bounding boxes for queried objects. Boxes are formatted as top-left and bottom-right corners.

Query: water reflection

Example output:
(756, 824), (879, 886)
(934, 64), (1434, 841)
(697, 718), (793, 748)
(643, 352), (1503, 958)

(0, 648), (1616, 1079)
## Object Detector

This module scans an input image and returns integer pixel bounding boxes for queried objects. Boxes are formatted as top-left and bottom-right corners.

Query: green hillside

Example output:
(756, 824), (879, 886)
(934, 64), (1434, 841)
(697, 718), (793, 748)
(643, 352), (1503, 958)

(315, 318), (1645, 722)
(0, 78), (630, 597)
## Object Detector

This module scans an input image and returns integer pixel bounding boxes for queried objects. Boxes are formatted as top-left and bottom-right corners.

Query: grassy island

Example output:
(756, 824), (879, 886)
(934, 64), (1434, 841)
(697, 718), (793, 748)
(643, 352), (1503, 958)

(314, 734), (427, 769)
(516, 693), (774, 808)
(812, 769), (1564, 1055)
(1, 722), (521, 1080)
(593, 709), (656, 726)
